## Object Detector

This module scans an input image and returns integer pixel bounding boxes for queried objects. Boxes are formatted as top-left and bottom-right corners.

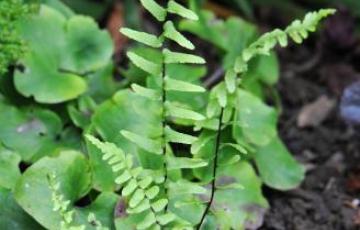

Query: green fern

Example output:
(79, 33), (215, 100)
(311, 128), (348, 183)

(86, 135), (193, 229)
(47, 173), (86, 230)
(195, 8), (335, 228)
(88, 4), (334, 230)
(120, 0), (208, 218)
(234, 9), (336, 74)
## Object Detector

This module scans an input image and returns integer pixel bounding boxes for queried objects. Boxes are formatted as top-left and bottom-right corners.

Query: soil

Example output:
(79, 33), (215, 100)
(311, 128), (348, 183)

(260, 38), (360, 230)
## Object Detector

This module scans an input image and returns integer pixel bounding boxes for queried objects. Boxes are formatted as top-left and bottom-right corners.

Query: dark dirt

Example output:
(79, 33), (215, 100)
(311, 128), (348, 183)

(260, 37), (360, 230)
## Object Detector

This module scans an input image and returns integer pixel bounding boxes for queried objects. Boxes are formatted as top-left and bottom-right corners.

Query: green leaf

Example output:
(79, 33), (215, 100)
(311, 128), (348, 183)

(86, 63), (119, 102)
(163, 21), (194, 50)
(254, 137), (305, 190)
(214, 83), (227, 107)
(115, 170), (132, 185)
(168, 180), (207, 196)
(0, 187), (45, 230)
(254, 53), (279, 85)
(165, 102), (205, 121)
(129, 189), (145, 208)
(127, 199), (150, 214)
(165, 77), (205, 92)
(67, 96), (97, 129)
(233, 89), (277, 146)
(156, 213), (176, 225)
(179, 10), (228, 50)
(61, 15), (113, 73)
(14, 5), (113, 103)
(138, 176), (153, 189)
(15, 59), (87, 103)
(191, 131), (216, 155)
(167, 156), (208, 170)
(206, 99), (221, 118)
(212, 162), (268, 229)
(163, 49), (205, 64)
(0, 145), (21, 189)
(13, 150), (92, 229)
(42, 0), (75, 18)
(127, 52), (162, 76)
(140, 0), (166, 21)
(225, 69), (237, 93)
(221, 143), (248, 155)
(122, 179), (137, 196)
(167, 0), (198, 20)
(131, 84), (161, 100)
(121, 130), (162, 155)
(120, 28), (162, 48)
(89, 90), (162, 191)
(164, 126), (197, 144)
(137, 212), (157, 229)
(145, 186), (160, 200)
(0, 101), (78, 162)
(75, 192), (118, 229)
(115, 209), (148, 229)
(151, 199), (168, 212)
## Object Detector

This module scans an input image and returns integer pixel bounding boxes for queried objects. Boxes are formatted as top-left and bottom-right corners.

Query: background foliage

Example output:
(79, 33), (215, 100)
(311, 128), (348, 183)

(0, 0), (335, 229)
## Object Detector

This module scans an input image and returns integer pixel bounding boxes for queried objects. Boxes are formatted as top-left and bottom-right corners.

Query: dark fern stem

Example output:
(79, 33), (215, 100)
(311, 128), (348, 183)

(161, 59), (169, 207)
(196, 107), (224, 229)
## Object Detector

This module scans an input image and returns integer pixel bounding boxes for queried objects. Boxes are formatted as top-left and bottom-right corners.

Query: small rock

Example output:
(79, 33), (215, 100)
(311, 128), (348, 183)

(297, 95), (336, 128)
(340, 80), (360, 125)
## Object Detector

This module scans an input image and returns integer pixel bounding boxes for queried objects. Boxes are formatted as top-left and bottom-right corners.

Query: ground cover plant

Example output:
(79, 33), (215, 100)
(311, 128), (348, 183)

(0, 0), (335, 229)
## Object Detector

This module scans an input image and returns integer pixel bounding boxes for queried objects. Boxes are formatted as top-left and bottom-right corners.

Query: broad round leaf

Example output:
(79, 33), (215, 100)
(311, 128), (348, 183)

(0, 145), (21, 189)
(14, 5), (87, 104)
(211, 162), (268, 229)
(61, 16), (113, 74)
(13, 150), (92, 229)
(14, 5), (113, 104)
(0, 187), (44, 230)
(254, 137), (305, 190)
(0, 101), (70, 162)
(233, 89), (277, 146)
(15, 53), (87, 104)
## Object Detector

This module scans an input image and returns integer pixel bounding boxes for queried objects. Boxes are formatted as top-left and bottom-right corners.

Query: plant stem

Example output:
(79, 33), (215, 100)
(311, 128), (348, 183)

(196, 108), (224, 229)
(161, 47), (169, 211)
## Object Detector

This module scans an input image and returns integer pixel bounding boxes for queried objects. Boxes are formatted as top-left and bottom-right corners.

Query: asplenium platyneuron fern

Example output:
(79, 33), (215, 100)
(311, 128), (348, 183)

(85, 4), (335, 230)
(87, 0), (208, 229)
(193, 8), (335, 228)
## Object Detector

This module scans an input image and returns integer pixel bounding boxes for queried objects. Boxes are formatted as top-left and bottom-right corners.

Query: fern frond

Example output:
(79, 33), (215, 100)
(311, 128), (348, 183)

(131, 84), (161, 100)
(140, 0), (167, 22)
(47, 173), (86, 230)
(120, 130), (163, 155)
(127, 52), (162, 76)
(234, 9), (335, 73)
(167, 0), (198, 20)
(165, 102), (206, 121)
(86, 135), (181, 229)
(117, 1), (207, 228)
(163, 21), (195, 50)
(165, 77), (205, 92)
(163, 49), (206, 64)
(120, 28), (162, 48)
(195, 8), (335, 229)
(164, 126), (197, 144)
